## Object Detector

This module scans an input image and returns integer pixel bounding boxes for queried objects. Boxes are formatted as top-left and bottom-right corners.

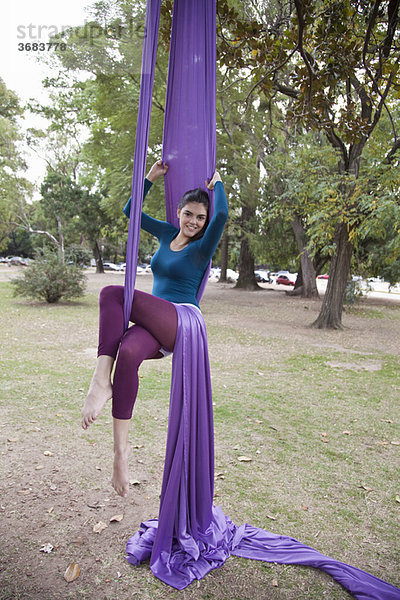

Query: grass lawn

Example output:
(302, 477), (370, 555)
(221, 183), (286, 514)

(0, 270), (399, 599)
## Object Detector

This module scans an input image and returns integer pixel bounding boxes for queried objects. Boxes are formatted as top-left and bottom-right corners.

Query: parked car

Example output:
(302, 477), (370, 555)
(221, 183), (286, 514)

(7, 256), (28, 266)
(103, 262), (122, 271)
(254, 269), (271, 283)
(226, 269), (239, 282)
(276, 274), (295, 286)
(209, 267), (221, 279)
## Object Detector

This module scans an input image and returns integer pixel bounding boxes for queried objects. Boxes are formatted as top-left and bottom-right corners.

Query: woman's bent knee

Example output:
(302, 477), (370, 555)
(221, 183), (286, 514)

(100, 285), (124, 305)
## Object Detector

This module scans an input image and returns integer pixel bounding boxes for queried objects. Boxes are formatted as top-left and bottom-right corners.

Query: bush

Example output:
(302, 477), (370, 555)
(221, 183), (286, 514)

(65, 244), (92, 266)
(12, 249), (86, 303)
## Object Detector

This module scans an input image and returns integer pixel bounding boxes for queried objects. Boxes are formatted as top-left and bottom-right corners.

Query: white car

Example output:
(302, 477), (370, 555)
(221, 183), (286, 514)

(103, 262), (122, 271)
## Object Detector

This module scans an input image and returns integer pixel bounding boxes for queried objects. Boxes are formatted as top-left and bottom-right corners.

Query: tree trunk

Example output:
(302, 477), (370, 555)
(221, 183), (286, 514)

(290, 214), (319, 298)
(93, 240), (104, 274)
(289, 261), (304, 296)
(56, 215), (64, 262)
(235, 203), (260, 290)
(312, 223), (353, 329)
(219, 229), (229, 283)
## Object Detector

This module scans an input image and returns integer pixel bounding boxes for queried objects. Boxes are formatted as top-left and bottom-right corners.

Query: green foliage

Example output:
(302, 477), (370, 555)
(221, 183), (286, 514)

(12, 249), (86, 303)
(65, 244), (92, 266)
(0, 78), (33, 250)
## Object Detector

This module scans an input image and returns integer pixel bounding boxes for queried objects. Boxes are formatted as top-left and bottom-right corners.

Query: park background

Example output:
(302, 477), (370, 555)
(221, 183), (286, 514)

(1, 1), (400, 598)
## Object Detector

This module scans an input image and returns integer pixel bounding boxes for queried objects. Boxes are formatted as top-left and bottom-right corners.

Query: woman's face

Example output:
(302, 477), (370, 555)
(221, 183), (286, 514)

(177, 202), (208, 239)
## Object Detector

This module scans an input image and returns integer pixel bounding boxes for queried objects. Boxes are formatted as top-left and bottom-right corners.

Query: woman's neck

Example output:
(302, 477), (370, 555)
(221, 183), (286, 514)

(170, 232), (190, 251)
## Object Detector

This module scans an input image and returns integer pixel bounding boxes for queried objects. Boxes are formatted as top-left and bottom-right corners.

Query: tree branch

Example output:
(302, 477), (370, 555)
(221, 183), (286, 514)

(294, 0), (316, 106)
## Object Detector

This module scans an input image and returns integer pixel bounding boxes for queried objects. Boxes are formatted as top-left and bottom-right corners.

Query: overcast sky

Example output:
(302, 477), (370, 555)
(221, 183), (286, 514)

(1, 1), (95, 190)
(2, 0), (94, 100)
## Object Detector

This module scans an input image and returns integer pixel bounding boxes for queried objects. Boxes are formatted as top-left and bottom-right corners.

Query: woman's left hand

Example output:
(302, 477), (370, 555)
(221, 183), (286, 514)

(147, 160), (169, 183)
(206, 171), (222, 190)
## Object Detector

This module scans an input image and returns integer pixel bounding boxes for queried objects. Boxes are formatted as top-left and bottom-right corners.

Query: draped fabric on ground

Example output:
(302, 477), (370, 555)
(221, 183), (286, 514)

(123, 1), (400, 597)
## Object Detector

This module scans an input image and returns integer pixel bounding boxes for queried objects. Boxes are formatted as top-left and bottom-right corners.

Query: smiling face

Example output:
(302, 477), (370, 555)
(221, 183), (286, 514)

(177, 201), (208, 240)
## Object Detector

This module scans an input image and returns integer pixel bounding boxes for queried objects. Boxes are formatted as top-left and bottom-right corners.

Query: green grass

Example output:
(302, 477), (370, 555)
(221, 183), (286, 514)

(0, 277), (399, 600)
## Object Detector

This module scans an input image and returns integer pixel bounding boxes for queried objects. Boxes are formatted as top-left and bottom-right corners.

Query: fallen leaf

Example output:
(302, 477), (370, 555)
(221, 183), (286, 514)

(133, 444), (144, 449)
(272, 579), (279, 587)
(342, 430), (351, 435)
(110, 514), (124, 523)
(266, 514), (276, 520)
(381, 419), (393, 423)
(215, 472), (225, 480)
(130, 479), (141, 486)
(254, 419), (263, 423)
(93, 521), (108, 534)
(395, 495), (400, 504)
(96, 466), (102, 471)
(7, 438), (18, 442)
(302, 505), (309, 511)
(64, 563), (81, 583)
(237, 456), (252, 462)
(391, 441), (400, 446)
(43, 451), (54, 457)
(359, 485), (374, 492)
(18, 490), (31, 495)
(40, 543), (54, 553)
(48, 507), (54, 514)
(35, 465), (44, 470)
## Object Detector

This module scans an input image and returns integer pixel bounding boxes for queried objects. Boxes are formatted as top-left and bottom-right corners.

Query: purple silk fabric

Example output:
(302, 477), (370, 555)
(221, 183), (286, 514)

(161, 0), (217, 302)
(124, 0), (400, 597)
(123, 0), (161, 329)
(126, 306), (400, 598)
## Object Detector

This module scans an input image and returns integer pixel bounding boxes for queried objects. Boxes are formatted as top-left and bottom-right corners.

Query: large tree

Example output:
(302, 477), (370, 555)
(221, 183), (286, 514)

(218, 0), (400, 327)
(0, 79), (32, 251)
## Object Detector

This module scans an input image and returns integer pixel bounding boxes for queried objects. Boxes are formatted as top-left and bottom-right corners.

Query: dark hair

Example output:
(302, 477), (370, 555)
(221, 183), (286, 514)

(178, 187), (210, 242)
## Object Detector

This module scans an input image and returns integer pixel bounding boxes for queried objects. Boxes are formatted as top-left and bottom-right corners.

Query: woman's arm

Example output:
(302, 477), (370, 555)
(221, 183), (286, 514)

(198, 175), (229, 259)
(123, 160), (172, 239)
(123, 178), (153, 218)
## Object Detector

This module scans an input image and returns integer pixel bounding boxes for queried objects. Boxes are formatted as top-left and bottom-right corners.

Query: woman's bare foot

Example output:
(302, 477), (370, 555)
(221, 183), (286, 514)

(111, 447), (131, 498)
(81, 356), (114, 430)
(81, 378), (112, 429)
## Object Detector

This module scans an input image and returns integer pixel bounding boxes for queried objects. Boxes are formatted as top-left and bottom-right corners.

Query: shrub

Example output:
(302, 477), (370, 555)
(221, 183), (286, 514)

(12, 249), (86, 303)
(65, 244), (92, 266)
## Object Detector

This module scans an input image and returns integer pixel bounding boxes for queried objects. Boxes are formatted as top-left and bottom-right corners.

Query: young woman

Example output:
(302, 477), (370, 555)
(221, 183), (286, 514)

(81, 159), (228, 497)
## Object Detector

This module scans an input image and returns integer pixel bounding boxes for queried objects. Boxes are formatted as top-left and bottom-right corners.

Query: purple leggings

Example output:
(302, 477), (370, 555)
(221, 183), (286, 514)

(98, 285), (178, 420)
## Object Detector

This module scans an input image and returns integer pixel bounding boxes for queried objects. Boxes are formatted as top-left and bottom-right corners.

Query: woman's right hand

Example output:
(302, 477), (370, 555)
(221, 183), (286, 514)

(206, 171), (222, 190)
(147, 160), (168, 183)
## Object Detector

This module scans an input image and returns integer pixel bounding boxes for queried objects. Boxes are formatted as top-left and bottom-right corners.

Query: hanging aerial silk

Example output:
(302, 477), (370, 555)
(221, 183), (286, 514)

(123, 0), (400, 597)
(123, 0), (161, 329)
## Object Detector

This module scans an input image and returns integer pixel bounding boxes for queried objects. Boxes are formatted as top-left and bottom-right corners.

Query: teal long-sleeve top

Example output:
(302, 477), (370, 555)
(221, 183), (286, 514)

(123, 179), (228, 308)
